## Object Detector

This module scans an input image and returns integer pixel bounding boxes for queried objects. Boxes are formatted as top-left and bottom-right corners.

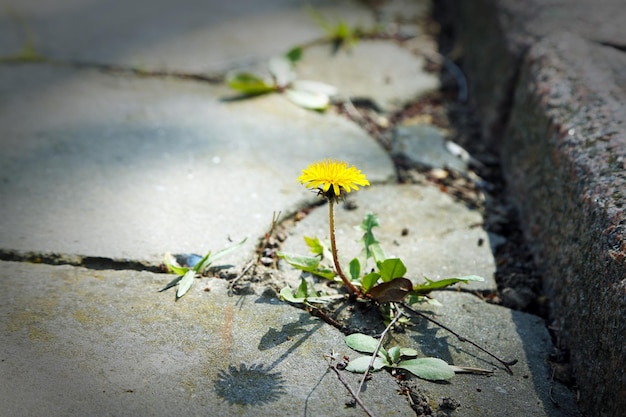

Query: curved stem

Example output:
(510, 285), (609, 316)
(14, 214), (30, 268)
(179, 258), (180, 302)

(328, 201), (362, 296)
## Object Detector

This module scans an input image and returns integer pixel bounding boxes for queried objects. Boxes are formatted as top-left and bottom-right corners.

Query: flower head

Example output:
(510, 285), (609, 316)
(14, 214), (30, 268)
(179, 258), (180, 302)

(298, 158), (370, 202)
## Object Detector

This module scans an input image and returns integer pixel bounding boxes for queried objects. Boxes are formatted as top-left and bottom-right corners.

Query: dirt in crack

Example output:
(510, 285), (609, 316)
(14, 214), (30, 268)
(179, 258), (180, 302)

(0, 249), (163, 273)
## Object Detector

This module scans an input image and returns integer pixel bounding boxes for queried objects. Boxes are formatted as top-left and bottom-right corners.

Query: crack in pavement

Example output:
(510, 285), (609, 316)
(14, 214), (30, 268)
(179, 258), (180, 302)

(0, 249), (163, 273)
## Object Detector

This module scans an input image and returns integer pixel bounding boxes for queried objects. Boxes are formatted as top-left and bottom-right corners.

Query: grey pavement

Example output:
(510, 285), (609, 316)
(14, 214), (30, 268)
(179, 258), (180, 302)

(0, 1), (585, 416)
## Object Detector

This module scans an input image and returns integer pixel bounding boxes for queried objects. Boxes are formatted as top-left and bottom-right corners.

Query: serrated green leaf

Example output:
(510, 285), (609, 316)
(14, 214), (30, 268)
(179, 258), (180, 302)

(359, 214), (386, 261)
(295, 277), (309, 299)
(345, 356), (387, 373)
(293, 277), (321, 299)
(370, 243), (386, 263)
(378, 258), (407, 282)
(277, 252), (336, 279)
(312, 268), (336, 280)
(345, 333), (386, 358)
(349, 258), (361, 282)
(176, 270), (197, 299)
(279, 286), (298, 303)
(304, 236), (324, 256)
(227, 72), (276, 95)
(360, 213), (380, 231)
(361, 271), (380, 293)
(397, 358), (455, 381)
(278, 286), (343, 304)
(412, 275), (484, 295)
(278, 252), (320, 268)
(457, 275), (485, 282)
(284, 87), (330, 110)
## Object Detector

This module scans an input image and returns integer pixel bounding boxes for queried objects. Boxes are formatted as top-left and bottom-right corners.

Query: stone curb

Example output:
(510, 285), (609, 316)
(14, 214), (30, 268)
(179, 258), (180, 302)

(446, 1), (626, 416)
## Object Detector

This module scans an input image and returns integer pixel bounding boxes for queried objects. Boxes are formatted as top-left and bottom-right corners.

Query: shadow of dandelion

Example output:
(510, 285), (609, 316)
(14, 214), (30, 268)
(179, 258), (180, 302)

(214, 363), (286, 405)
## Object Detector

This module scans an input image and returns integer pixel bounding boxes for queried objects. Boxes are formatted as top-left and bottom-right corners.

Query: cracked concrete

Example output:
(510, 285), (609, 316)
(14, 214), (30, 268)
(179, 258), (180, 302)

(0, 0), (586, 416)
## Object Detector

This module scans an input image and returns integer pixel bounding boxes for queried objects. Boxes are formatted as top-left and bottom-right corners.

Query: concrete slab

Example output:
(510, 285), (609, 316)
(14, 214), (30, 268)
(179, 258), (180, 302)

(391, 291), (581, 417)
(0, 0), (373, 72)
(0, 260), (579, 417)
(296, 40), (440, 111)
(0, 65), (395, 264)
(0, 260), (413, 417)
(391, 124), (469, 173)
(279, 184), (497, 292)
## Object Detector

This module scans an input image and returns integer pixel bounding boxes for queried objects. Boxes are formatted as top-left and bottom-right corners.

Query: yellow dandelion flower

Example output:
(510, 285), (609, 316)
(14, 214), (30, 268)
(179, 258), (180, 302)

(298, 158), (370, 201)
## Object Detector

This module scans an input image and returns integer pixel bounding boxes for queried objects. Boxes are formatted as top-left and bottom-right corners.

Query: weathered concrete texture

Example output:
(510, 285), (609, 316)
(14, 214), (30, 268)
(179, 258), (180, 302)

(447, 1), (626, 415)
(503, 33), (626, 417)
(280, 184), (498, 292)
(447, 0), (626, 147)
(0, 261), (413, 417)
(0, 260), (579, 417)
(393, 291), (581, 417)
(296, 40), (440, 111)
(0, 65), (395, 265)
(391, 124), (470, 173)
(0, 0), (372, 72)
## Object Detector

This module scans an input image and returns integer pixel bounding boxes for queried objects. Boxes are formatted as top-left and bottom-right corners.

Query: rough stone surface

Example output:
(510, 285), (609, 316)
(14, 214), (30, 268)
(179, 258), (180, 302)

(296, 40), (440, 111)
(503, 32), (626, 417)
(0, 0), (372, 72)
(280, 184), (497, 292)
(0, 261), (413, 417)
(0, 261), (578, 417)
(392, 291), (582, 417)
(391, 124), (469, 173)
(447, 0), (626, 147)
(0, 65), (395, 265)
(447, 1), (626, 415)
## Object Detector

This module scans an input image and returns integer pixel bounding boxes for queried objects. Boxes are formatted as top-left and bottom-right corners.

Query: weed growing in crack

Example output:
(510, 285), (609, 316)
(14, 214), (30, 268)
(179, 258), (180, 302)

(226, 51), (338, 111)
(279, 159), (516, 398)
(280, 158), (482, 306)
(159, 238), (246, 300)
(225, 5), (381, 111)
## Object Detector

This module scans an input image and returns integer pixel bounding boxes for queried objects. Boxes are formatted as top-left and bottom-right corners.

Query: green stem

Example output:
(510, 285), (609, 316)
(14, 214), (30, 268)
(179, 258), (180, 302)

(328, 201), (362, 296)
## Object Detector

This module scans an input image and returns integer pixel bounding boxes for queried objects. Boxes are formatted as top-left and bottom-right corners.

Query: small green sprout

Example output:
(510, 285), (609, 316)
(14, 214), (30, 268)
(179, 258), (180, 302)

(306, 5), (362, 50)
(279, 209), (484, 305)
(226, 52), (337, 110)
(159, 238), (247, 300)
(0, 9), (45, 63)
